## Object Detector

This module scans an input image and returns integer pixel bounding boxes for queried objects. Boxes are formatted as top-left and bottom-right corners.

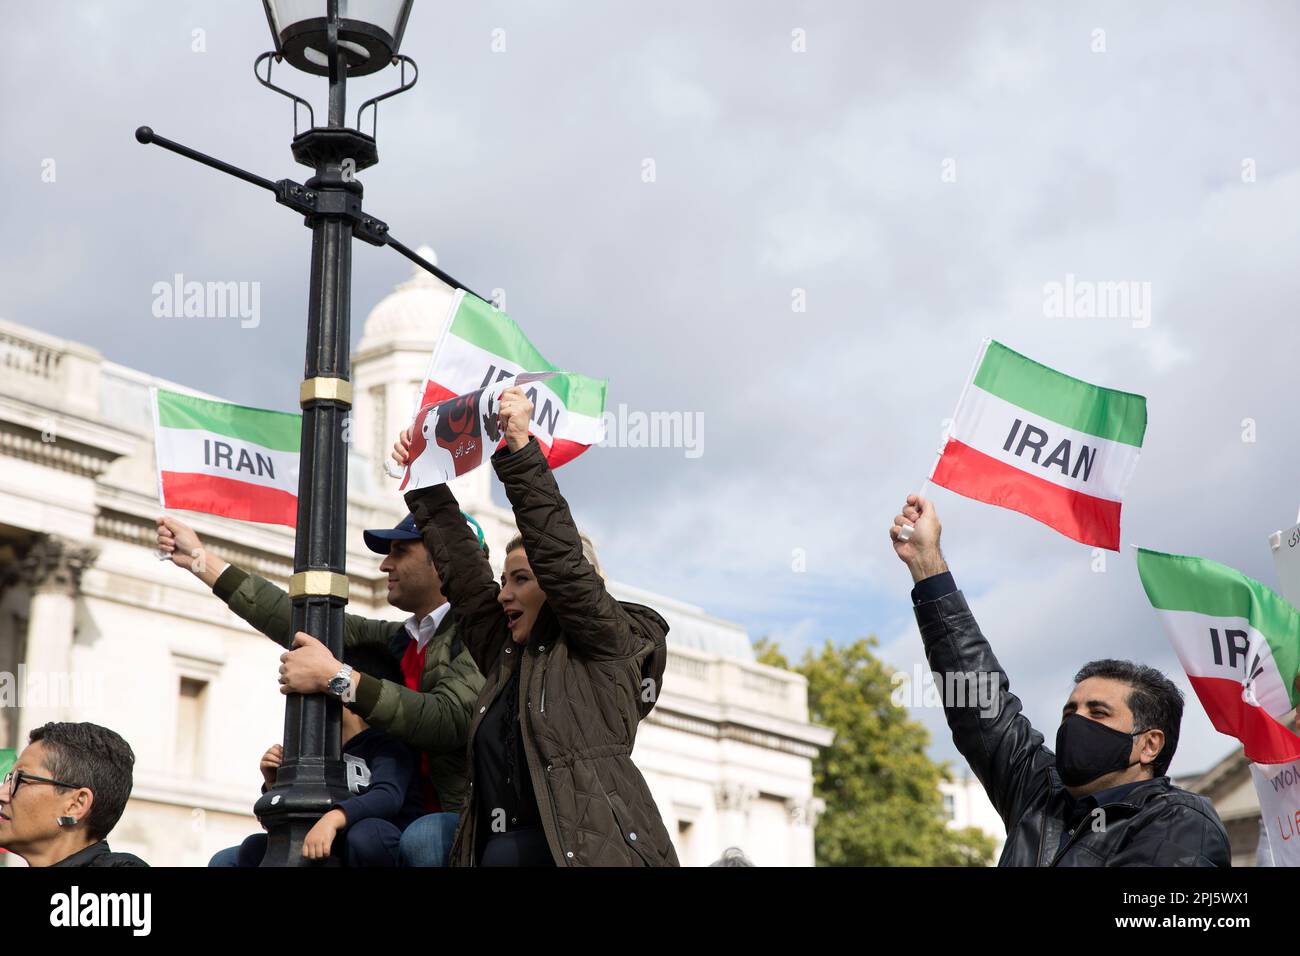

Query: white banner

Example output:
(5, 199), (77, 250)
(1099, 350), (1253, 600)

(1270, 521), (1300, 609)
(1251, 761), (1300, 866)
(397, 372), (555, 493)
(1255, 522), (1300, 865)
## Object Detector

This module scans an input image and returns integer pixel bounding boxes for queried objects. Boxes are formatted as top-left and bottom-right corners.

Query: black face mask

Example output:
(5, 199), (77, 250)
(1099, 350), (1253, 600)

(1054, 714), (1146, 787)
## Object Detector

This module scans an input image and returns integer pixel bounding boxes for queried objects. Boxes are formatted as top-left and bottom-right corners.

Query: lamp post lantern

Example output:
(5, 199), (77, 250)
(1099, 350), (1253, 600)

(262, 0), (412, 77)
(136, 0), (483, 865)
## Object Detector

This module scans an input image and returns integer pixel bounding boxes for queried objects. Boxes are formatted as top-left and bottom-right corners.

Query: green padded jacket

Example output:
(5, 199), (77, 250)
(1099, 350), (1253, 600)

(213, 564), (484, 814)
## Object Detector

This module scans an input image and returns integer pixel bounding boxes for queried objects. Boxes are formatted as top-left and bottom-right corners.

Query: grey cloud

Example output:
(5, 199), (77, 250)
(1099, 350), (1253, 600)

(3, 0), (1297, 773)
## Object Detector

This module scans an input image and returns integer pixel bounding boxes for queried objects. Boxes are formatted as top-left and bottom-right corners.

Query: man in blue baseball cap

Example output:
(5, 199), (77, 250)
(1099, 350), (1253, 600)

(157, 511), (487, 867)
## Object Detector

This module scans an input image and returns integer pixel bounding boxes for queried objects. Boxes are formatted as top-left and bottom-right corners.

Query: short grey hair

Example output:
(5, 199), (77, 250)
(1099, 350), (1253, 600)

(709, 847), (755, 867)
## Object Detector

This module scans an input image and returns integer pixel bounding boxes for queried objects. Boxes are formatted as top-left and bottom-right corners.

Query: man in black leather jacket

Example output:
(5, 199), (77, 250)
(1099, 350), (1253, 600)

(890, 493), (1230, 867)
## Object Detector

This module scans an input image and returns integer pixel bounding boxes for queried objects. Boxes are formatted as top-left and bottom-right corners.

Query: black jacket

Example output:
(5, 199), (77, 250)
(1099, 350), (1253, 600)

(915, 588), (1231, 867)
(51, 840), (148, 868)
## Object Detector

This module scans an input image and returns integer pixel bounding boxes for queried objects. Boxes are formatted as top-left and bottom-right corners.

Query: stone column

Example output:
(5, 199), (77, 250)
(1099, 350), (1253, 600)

(785, 795), (825, 867)
(15, 536), (98, 745)
(713, 781), (758, 860)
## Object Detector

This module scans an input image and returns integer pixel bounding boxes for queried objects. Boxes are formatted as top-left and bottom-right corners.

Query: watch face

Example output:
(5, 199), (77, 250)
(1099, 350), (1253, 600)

(329, 676), (349, 696)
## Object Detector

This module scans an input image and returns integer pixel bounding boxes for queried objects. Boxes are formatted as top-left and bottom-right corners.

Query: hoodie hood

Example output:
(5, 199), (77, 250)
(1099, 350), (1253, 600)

(619, 601), (670, 718)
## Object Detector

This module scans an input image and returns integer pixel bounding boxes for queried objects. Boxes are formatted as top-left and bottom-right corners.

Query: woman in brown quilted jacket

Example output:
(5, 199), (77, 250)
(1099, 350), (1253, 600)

(393, 386), (679, 867)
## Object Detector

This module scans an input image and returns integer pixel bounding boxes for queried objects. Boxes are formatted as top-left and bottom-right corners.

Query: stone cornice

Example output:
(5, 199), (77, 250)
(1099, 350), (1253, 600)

(92, 506), (390, 606)
(352, 339), (439, 365)
(129, 774), (262, 817)
(0, 417), (130, 480)
(645, 704), (828, 759)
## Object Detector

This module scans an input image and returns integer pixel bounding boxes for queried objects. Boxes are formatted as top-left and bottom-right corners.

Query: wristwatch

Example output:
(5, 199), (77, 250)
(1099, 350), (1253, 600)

(327, 665), (354, 699)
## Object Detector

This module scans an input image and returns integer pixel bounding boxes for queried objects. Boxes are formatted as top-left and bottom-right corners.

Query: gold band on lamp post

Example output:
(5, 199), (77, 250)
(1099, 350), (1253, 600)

(299, 376), (354, 406)
(289, 570), (350, 600)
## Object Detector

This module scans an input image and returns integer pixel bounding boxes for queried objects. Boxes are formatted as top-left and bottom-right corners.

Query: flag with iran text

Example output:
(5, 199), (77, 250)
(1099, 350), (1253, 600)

(930, 339), (1146, 550)
(414, 290), (606, 468)
(1139, 548), (1300, 764)
(151, 387), (300, 528)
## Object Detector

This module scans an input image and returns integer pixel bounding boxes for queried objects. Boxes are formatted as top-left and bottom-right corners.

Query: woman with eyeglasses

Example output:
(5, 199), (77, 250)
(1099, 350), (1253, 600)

(0, 722), (147, 867)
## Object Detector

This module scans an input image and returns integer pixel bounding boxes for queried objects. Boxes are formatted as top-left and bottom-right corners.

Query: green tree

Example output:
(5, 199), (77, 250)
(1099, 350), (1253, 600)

(755, 636), (996, 867)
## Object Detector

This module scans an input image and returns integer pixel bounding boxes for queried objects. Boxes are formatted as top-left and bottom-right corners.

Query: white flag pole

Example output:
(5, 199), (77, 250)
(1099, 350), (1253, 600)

(897, 338), (990, 542)
(149, 386), (175, 561)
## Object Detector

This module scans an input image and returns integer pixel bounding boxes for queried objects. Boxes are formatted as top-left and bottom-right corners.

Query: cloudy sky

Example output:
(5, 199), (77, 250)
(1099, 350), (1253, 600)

(4, 1), (1297, 778)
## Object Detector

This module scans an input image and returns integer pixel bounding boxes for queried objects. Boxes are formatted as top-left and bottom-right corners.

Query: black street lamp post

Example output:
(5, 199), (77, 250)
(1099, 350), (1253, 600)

(136, 0), (483, 865)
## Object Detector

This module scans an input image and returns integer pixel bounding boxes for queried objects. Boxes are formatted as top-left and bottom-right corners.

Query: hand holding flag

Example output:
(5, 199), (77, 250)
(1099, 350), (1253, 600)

(384, 290), (606, 483)
(890, 494), (949, 584)
(393, 376), (552, 493)
(497, 386), (534, 453)
(392, 385), (535, 469)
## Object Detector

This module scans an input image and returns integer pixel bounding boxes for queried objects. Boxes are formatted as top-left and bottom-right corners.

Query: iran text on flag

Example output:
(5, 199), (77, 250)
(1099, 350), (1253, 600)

(416, 290), (606, 468)
(1138, 548), (1300, 764)
(930, 340), (1146, 550)
(151, 387), (300, 528)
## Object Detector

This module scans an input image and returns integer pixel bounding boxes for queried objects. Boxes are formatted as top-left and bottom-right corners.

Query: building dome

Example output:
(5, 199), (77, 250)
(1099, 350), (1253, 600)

(357, 245), (458, 354)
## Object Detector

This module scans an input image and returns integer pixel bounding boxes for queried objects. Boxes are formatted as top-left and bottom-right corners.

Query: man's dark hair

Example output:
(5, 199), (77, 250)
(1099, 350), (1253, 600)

(1073, 659), (1184, 777)
(28, 722), (135, 842)
(344, 643), (405, 686)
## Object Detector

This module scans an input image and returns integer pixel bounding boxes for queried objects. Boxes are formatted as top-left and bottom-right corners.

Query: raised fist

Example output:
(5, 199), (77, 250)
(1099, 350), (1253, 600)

(497, 386), (534, 453)
(889, 494), (948, 583)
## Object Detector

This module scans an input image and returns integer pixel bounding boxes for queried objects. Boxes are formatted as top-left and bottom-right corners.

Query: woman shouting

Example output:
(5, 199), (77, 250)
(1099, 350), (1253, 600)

(393, 386), (678, 867)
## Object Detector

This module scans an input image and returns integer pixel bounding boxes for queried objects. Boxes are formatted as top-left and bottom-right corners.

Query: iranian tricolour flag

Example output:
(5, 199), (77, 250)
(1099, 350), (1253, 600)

(930, 339), (1146, 550)
(1139, 548), (1300, 764)
(150, 387), (300, 528)
(415, 290), (606, 468)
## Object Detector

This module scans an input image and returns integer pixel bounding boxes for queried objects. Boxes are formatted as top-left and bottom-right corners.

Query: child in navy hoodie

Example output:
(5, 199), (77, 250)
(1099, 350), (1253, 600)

(213, 644), (424, 867)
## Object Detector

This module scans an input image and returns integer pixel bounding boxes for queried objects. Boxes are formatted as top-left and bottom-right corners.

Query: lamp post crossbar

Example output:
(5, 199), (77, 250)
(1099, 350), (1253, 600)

(134, 127), (487, 303)
(134, 120), (485, 865)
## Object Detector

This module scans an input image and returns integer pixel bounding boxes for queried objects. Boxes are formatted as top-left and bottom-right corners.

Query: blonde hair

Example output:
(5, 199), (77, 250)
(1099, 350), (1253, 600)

(506, 532), (604, 580)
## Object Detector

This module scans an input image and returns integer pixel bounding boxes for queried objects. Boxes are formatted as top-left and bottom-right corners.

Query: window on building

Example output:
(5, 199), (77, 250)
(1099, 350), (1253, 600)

(675, 818), (695, 866)
(943, 792), (955, 822)
(175, 677), (208, 779)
